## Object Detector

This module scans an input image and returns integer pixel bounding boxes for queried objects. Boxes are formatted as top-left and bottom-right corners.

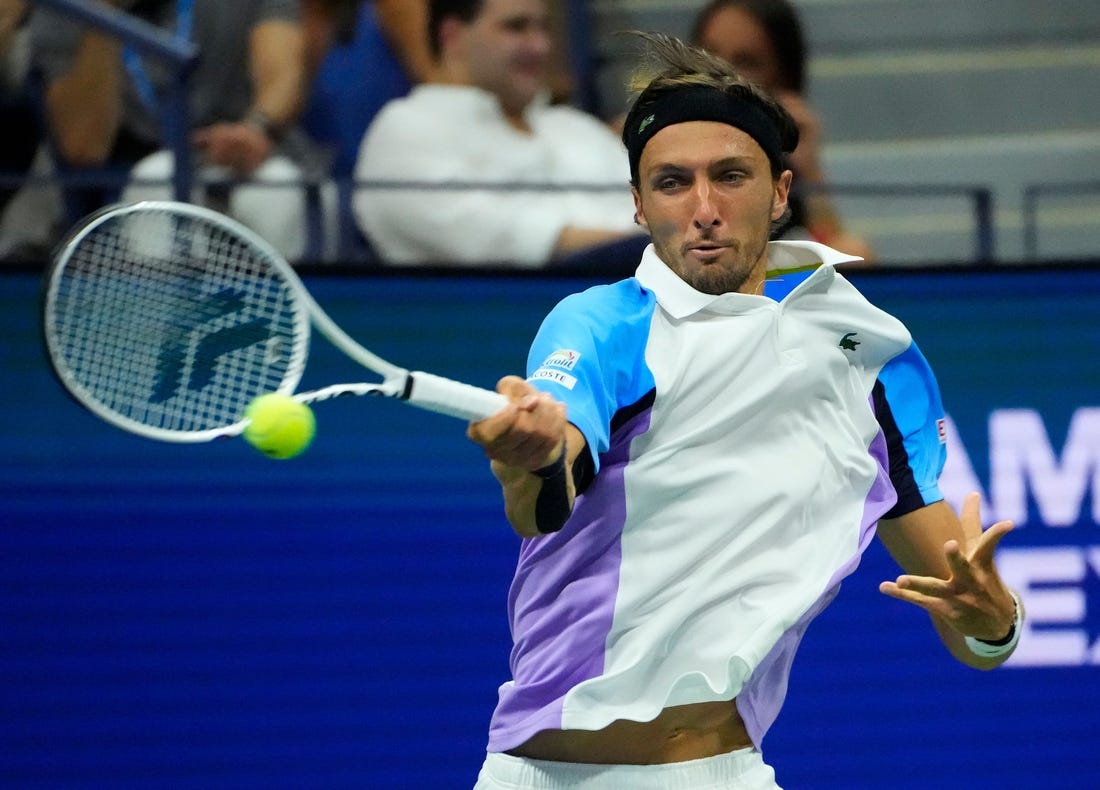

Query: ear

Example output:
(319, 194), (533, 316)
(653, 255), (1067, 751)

(771, 169), (793, 222)
(631, 185), (649, 231)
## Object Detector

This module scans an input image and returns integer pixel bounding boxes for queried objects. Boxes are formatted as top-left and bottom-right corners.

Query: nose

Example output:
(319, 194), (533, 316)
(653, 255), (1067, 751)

(525, 23), (552, 58)
(691, 181), (720, 230)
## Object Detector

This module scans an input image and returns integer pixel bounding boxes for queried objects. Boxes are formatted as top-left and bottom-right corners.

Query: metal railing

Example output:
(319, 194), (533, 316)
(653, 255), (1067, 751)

(1, 170), (1004, 266)
(814, 182), (995, 263)
(1022, 181), (1100, 261)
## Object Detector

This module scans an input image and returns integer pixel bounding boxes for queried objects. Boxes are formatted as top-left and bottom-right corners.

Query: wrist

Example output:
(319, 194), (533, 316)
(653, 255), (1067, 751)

(965, 590), (1023, 658)
(243, 108), (283, 144)
(533, 442), (566, 480)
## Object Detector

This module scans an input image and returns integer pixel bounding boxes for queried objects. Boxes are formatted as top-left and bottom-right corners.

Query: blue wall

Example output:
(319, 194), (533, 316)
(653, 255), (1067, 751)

(3, 267), (1098, 788)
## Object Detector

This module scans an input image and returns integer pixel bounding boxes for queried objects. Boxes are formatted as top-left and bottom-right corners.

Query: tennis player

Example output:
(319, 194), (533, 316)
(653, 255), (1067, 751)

(467, 32), (1022, 790)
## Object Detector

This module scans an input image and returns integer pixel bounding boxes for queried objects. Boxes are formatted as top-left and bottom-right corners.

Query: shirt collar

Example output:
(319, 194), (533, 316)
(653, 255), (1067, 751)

(635, 240), (862, 319)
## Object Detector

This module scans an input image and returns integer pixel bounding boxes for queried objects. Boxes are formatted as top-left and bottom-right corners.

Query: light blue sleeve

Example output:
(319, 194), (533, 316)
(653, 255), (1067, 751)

(526, 280), (657, 473)
(877, 341), (948, 509)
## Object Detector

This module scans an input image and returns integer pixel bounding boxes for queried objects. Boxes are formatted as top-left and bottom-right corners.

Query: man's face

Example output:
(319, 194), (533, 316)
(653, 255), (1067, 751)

(457, 0), (551, 116)
(632, 121), (791, 296)
(697, 6), (785, 92)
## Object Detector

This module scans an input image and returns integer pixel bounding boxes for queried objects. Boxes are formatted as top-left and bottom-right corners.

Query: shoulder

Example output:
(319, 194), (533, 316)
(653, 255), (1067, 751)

(538, 279), (655, 357)
(553, 278), (654, 323)
(364, 86), (493, 140)
(534, 103), (622, 143)
(879, 342), (941, 403)
(368, 90), (430, 127)
(357, 90), (441, 166)
(767, 246), (914, 367)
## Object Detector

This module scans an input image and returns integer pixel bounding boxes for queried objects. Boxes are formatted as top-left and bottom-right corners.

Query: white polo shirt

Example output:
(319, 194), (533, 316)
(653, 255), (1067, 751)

(353, 85), (639, 266)
(487, 241), (947, 753)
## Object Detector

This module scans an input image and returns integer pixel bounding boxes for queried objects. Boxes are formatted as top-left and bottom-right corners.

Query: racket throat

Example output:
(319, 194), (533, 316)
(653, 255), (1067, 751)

(397, 373), (415, 401)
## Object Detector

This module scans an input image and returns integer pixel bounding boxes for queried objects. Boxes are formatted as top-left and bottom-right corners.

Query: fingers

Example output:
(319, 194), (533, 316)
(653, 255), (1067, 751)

(467, 377), (566, 471)
(952, 492), (1015, 580)
(881, 573), (954, 601)
(969, 517), (1014, 561)
(495, 374), (533, 400)
(467, 376), (528, 441)
(881, 494), (1017, 633)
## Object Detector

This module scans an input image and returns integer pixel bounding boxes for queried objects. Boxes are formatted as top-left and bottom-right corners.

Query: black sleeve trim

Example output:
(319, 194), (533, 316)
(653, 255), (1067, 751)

(571, 446), (596, 497)
(610, 388), (656, 435)
(873, 379), (926, 520)
(572, 388), (656, 499)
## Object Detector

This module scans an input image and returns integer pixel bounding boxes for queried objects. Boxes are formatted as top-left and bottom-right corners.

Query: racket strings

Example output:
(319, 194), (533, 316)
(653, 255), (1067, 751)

(47, 208), (306, 436)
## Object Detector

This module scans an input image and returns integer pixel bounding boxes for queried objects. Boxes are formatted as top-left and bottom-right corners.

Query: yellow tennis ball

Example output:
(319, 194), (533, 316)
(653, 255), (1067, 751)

(242, 393), (315, 459)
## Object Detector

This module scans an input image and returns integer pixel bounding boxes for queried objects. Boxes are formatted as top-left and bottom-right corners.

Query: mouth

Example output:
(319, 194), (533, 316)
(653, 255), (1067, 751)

(684, 241), (730, 261)
(514, 58), (547, 78)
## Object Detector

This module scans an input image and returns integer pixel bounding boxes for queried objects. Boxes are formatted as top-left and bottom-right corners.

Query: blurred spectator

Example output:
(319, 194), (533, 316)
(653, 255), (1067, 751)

(0, 0), (38, 214)
(301, 0), (578, 180)
(692, 0), (874, 261)
(352, 0), (643, 268)
(29, 0), (320, 260)
(0, 0), (57, 262)
(301, 0), (434, 179)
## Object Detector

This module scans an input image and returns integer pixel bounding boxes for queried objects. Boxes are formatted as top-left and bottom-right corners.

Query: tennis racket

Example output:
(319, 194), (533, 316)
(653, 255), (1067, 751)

(42, 200), (508, 443)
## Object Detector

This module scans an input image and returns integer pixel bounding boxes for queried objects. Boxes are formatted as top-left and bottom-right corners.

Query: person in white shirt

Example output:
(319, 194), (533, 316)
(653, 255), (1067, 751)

(352, 0), (644, 268)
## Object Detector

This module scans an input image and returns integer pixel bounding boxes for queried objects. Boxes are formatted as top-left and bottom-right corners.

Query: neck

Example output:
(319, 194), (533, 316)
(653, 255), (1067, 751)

(735, 245), (771, 296)
(740, 271), (767, 296)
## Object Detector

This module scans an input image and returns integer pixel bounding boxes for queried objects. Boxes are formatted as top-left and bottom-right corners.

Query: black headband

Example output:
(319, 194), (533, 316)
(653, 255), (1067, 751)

(624, 85), (792, 182)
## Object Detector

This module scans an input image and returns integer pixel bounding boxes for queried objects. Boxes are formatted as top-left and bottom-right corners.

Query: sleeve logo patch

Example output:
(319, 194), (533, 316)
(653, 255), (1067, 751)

(531, 368), (578, 390)
(937, 418), (948, 444)
(542, 349), (581, 371)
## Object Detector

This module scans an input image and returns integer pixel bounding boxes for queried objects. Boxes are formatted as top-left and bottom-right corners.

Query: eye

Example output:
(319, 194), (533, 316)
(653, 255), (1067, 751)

(718, 169), (747, 184)
(654, 174), (687, 192)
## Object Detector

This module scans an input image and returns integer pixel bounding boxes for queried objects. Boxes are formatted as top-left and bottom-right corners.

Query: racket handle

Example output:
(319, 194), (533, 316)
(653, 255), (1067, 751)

(404, 371), (509, 421)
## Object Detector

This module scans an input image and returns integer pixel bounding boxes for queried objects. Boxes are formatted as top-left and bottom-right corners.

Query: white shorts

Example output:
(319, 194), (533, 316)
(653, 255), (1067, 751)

(472, 748), (782, 790)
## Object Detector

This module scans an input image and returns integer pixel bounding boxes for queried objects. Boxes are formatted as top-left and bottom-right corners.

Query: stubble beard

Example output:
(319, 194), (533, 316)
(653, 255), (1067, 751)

(680, 234), (770, 296)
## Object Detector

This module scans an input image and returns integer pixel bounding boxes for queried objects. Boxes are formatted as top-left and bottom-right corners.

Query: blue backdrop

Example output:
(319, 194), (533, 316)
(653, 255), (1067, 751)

(2, 266), (1098, 788)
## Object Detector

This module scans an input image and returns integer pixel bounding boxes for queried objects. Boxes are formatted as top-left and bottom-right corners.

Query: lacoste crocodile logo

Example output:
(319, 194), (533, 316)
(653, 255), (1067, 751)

(839, 332), (861, 351)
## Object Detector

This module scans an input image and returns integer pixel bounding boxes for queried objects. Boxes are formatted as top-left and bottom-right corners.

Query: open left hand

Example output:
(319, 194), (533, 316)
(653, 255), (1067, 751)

(880, 493), (1016, 641)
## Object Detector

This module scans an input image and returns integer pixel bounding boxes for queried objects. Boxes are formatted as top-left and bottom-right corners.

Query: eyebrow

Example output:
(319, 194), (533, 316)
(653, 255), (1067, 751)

(648, 156), (759, 178)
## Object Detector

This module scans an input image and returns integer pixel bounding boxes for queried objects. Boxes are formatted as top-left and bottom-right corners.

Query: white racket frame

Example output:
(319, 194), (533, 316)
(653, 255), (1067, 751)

(43, 201), (508, 443)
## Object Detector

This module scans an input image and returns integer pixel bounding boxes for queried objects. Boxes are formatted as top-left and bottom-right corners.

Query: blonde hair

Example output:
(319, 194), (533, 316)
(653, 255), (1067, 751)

(625, 31), (752, 95)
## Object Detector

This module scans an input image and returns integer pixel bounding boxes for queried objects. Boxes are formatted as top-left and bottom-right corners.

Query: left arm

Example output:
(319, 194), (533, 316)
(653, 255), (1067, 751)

(192, 19), (306, 175)
(878, 493), (1021, 669)
(247, 18), (307, 131)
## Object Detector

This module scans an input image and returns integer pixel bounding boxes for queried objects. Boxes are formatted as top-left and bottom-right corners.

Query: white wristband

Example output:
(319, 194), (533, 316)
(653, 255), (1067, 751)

(964, 591), (1022, 658)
